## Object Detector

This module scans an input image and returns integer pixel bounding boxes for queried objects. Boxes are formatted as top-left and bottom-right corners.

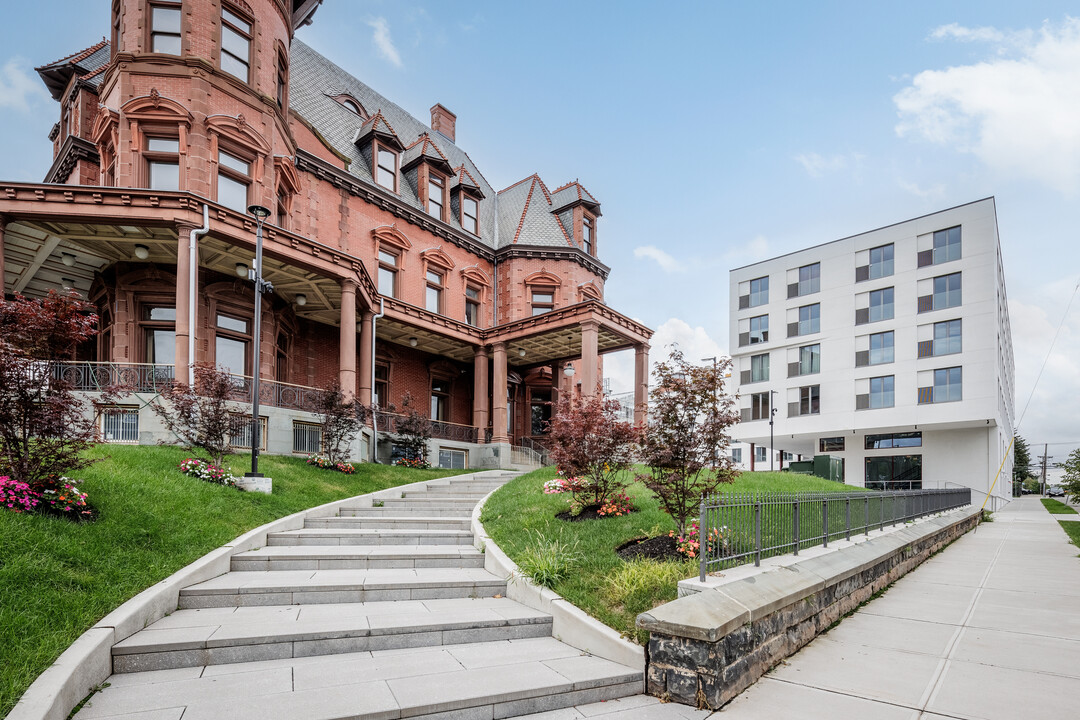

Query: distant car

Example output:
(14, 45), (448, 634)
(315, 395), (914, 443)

(1047, 485), (1066, 497)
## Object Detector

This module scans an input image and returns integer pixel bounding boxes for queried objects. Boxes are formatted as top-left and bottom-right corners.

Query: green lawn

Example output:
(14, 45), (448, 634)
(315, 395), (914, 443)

(480, 468), (861, 645)
(0, 445), (468, 717)
(1058, 520), (1080, 551)
(1041, 498), (1078, 514)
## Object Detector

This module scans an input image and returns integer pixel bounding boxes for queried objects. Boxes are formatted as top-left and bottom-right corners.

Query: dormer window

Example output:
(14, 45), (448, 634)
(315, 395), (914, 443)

(375, 143), (397, 192)
(342, 99), (361, 115)
(582, 215), (594, 255)
(427, 173), (445, 221)
(462, 195), (478, 235)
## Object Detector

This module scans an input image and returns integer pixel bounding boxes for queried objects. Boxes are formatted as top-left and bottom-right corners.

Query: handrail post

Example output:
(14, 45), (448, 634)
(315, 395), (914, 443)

(865, 495), (870, 536)
(845, 497), (851, 541)
(699, 495), (707, 582)
(754, 500), (762, 567)
(822, 497), (829, 548)
(793, 499), (800, 556)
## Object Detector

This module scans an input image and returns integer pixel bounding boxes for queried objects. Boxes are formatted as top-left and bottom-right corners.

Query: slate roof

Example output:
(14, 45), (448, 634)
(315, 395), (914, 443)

(36, 39), (111, 100)
(289, 40), (597, 250)
(551, 181), (600, 213)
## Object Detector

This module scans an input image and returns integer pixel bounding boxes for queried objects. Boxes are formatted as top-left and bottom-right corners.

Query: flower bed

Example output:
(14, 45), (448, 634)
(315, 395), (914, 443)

(306, 455), (356, 474)
(178, 458), (237, 486)
(393, 456), (431, 470)
(545, 470), (637, 519)
(1, 474), (96, 521)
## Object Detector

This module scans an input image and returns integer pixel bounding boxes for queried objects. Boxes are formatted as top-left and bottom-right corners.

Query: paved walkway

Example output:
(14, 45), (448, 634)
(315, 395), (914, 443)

(718, 496), (1080, 719)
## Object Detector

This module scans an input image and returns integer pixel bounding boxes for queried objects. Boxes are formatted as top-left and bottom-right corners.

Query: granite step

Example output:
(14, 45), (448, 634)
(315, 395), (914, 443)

(111, 597), (551, 673)
(406, 485), (505, 495)
(303, 516), (471, 530)
(76, 638), (642, 720)
(231, 544), (485, 571)
(266, 528), (475, 546)
(383, 496), (483, 505)
(338, 506), (480, 517)
(177, 568), (506, 608)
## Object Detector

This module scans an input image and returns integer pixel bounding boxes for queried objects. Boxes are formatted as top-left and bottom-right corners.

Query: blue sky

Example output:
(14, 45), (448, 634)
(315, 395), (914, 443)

(1, 1), (1078, 469)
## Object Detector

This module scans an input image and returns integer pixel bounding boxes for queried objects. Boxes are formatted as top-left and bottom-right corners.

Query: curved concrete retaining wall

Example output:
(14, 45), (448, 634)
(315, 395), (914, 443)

(8, 474), (479, 720)
(471, 492), (645, 670)
(636, 506), (981, 710)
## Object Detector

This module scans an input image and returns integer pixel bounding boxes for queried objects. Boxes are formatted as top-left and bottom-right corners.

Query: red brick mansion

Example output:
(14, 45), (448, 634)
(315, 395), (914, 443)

(0, 0), (652, 468)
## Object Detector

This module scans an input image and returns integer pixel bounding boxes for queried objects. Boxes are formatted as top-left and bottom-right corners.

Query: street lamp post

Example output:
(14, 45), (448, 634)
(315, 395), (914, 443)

(246, 205), (273, 479)
(769, 389), (778, 472)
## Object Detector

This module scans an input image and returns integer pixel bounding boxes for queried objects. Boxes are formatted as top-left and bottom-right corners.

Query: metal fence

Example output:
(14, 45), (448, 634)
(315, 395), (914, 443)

(698, 487), (971, 581)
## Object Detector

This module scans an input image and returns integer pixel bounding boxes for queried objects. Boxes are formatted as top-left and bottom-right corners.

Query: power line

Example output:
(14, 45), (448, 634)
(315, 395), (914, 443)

(1016, 276), (1080, 430)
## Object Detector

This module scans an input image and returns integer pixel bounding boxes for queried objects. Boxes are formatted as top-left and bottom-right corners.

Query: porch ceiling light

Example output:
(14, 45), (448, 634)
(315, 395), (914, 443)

(409, 336), (418, 347)
(133, 244), (150, 260)
(564, 362), (575, 377)
(235, 262), (249, 278)
(294, 293), (307, 306)
(518, 348), (526, 358)
(61, 252), (76, 267)
(61, 277), (75, 289)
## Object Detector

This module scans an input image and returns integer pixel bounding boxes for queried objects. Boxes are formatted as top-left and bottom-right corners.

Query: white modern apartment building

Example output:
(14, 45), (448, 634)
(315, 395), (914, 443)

(728, 198), (1015, 505)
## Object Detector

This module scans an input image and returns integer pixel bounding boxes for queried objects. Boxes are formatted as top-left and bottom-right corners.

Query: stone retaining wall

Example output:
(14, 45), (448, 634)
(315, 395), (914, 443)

(636, 507), (981, 709)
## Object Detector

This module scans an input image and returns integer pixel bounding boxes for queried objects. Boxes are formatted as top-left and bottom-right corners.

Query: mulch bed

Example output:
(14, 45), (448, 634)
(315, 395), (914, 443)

(615, 534), (683, 562)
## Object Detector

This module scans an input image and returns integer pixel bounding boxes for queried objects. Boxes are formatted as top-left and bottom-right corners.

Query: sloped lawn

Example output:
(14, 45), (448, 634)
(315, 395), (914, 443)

(0, 445), (468, 717)
(480, 467), (859, 644)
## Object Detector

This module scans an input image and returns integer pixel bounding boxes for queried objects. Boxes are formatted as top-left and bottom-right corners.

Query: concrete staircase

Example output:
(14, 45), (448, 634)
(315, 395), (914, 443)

(73, 470), (645, 720)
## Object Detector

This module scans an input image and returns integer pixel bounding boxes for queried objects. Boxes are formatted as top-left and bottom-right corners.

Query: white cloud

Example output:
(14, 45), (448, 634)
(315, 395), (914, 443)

(604, 318), (726, 394)
(794, 152), (847, 178)
(633, 245), (685, 273)
(366, 18), (402, 68)
(895, 18), (1080, 194)
(929, 23), (1007, 44)
(897, 178), (946, 200)
(0, 58), (48, 112)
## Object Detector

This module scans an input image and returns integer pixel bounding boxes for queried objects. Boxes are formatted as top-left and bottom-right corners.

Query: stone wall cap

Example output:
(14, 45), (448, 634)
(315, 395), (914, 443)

(636, 587), (751, 643)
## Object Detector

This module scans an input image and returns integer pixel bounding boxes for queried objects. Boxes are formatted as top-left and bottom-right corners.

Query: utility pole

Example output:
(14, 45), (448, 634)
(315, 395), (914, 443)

(1039, 443), (1051, 495)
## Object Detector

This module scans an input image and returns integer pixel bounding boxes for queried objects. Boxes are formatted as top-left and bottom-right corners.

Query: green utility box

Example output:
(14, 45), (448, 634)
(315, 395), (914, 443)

(813, 455), (844, 483)
(784, 456), (843, 482)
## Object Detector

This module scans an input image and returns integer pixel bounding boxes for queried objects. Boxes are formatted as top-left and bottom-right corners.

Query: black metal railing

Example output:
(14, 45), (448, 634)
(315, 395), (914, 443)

(52, 361), (175, 393)
(374, 411), (479, 443)
(53, 361), (318, 413)
(698, 487), (971, 581)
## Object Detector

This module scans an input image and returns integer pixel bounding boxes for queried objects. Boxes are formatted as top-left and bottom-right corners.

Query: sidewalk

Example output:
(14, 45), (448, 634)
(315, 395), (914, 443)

(717, 496), (1080, 719)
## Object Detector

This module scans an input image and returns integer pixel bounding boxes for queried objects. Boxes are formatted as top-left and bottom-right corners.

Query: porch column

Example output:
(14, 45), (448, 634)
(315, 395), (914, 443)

(473, 345), (489, 441)
(633, 343), (649, 427)
(0, 215), (6, 298)
(580, 320), (600, 397)
(550, 362), (561, 407)
(357, 310), (373, 405)
(491, 341), (509, 443)
(174, 222), (198, 384)
(339, 279), (357, 398)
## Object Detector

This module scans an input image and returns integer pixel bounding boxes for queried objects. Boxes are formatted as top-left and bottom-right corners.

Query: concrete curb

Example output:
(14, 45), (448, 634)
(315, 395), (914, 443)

(471, 484), (646, 671)
(7, 471), (492, 720)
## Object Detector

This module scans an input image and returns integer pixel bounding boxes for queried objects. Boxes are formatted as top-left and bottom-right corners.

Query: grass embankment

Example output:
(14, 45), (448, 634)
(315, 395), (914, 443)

(480, 467), (858, 644)
(1041, 498), (1078, 514)
(1041, 498), (1080, 551)
(0, 445), (468, 717)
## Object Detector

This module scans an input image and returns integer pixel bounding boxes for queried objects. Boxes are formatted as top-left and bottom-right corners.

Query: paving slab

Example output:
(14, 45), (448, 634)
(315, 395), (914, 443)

(693, 497), (1080, 718)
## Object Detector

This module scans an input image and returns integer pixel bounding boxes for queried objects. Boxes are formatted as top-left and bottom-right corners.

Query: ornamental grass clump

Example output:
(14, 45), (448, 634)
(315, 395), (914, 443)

(178, 458), (237, 487)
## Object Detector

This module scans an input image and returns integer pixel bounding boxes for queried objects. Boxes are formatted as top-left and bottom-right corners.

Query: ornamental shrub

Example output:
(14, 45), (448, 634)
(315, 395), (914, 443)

(0, 475), (39, 513)
(547, 393), (638, 510)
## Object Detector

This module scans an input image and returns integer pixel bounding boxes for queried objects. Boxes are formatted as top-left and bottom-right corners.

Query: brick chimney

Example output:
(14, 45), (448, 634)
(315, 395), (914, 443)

(430, 103), (456, 143)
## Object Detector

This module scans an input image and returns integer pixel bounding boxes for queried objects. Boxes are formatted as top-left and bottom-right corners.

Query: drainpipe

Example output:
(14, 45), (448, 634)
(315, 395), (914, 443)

(188, 204), (210, 385)
(369, 297), (384, 462)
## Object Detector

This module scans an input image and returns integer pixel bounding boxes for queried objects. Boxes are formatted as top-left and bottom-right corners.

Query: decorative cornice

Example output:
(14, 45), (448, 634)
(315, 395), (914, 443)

(496, 244), (610, 280)
(295, 149), (497, 262)
(43, 135), (99, 184)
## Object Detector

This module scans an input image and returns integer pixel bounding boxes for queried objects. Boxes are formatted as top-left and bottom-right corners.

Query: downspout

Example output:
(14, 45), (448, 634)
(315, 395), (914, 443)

(188, 204), (210, 385)
(369, 297), (385, 462)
